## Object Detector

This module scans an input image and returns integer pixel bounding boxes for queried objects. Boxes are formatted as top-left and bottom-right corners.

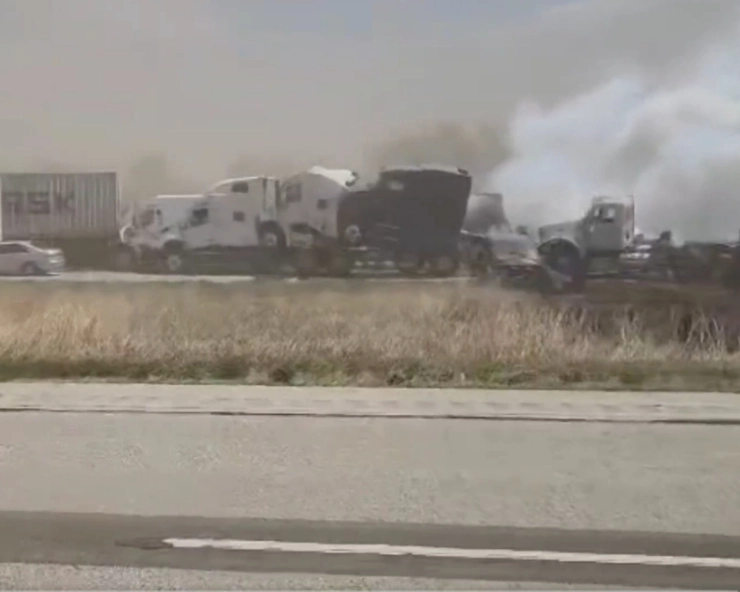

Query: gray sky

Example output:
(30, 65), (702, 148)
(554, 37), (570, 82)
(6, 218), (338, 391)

(0, 0), (736, 185)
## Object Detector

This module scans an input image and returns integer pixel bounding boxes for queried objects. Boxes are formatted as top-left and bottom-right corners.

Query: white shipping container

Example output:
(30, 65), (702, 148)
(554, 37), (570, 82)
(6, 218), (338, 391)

(0, 172), (120, 241)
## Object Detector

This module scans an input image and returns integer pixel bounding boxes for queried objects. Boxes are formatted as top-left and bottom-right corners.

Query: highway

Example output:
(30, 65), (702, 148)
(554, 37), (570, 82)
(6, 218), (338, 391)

(1, 384), (740, 589)
(0, 270), (471, 284)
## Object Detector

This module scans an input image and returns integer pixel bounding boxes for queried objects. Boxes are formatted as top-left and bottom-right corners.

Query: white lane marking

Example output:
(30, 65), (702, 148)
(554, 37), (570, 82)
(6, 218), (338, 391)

(163, 538), (740, 569)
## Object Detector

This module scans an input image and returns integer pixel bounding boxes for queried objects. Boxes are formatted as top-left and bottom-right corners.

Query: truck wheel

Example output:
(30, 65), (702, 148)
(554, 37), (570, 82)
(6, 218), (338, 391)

(533, 266), (556, 294)
(326, 252), (353, 277)
(161, 252), (187, 274)
(466, 242), (492, 276)
(259, 225), (286, 250)
(159, 240), (189, 274)
(257, 226), (287, 274)
(395, 252), (422, 277)
(542, 245), (584, 293)
(112, 247), (135, 272)
(294, 249), (318, 278)
(429, 253), (460, 277)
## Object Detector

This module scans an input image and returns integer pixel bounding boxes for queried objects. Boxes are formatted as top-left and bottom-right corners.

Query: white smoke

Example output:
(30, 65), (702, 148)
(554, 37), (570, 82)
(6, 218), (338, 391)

(487, 25), (740, 243)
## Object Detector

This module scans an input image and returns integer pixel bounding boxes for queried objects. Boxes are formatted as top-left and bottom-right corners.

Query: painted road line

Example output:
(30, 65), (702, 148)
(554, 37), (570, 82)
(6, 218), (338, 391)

(163, 538), (740, 569)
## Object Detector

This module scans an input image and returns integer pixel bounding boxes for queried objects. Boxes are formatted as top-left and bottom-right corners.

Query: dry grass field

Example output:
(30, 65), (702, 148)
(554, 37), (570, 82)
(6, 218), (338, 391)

(0, 279), (739, 390)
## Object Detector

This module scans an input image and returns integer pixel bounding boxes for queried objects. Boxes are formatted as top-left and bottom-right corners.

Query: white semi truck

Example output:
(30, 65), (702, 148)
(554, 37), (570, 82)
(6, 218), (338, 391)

(119, 193), (203, 271)
(130, 164), (474, 277)
(126, 176), (282, 274)
(138, 168), (358, 275)
(277, 166), (361, 276)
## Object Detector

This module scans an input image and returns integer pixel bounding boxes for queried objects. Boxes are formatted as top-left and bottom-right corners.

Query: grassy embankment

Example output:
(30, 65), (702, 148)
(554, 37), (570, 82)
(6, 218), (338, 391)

(0, 280), (739, 390)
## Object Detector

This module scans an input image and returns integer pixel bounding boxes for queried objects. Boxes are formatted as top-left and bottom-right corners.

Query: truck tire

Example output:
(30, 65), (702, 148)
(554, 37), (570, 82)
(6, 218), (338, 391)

(395, 251), (422, 277)
(540, 242), (585, 293)
(256, 224), (287, 274)
(429, 253), (460, 277)
(294, 249), (319, 278)
(163, 253), (186, 274)
(466, 241), (492, 276)
(111, 247), (136, 272)
(533, 266), (556, 294)
(160, 242), (188, 275)
(326, 251), (353, 277)
(258, 223), (286, 250)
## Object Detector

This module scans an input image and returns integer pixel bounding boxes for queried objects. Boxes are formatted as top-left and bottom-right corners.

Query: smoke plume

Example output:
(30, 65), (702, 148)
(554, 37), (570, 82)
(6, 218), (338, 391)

(488, 19), (740, 243)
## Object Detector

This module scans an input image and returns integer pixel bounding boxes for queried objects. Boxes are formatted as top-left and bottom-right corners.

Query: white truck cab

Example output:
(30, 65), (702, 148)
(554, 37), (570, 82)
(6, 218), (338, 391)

(175, 176), (280, 249)
(205, 176), (280, 224)
(277, 166), (359, 248)
(119, 194), (203, 270)
(126, 195), (202, 243)
(154, 175), (281, 273)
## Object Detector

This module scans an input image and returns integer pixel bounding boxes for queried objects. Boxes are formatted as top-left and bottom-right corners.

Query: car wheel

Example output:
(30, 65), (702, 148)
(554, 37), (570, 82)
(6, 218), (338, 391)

(20, 262), (40, 276)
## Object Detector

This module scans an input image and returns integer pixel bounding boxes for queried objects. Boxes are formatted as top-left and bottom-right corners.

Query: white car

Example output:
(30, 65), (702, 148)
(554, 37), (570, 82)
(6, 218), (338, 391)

(0, 241), (65, 275)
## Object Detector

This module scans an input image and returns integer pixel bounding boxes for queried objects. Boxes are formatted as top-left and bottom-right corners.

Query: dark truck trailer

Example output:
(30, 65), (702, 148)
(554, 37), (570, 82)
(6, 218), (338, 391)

(336, 165), (472, 276)
(0, 172), (125, 269)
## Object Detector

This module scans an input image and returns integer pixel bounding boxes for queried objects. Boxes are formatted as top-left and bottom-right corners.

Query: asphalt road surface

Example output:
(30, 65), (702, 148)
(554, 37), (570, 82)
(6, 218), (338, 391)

(2, 384), (740, 590)
(4, 511), (740, 590)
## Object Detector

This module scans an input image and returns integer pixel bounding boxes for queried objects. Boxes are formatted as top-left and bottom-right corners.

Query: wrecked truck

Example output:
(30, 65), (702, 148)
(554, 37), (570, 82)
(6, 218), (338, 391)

(536, 196), (637, 290)
(333, 164), (473, 277)
(660, 238), (740, 288)
(607, 229), (740, 288)
(533, 196), (740, 290)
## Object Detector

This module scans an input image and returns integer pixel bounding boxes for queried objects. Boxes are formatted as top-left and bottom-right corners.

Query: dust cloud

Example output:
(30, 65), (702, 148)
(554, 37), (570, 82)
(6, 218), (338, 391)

(0, 0), (737, 222)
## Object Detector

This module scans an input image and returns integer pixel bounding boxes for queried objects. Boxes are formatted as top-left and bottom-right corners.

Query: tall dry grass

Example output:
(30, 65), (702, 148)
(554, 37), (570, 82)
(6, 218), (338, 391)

(0, 281), (738, 389)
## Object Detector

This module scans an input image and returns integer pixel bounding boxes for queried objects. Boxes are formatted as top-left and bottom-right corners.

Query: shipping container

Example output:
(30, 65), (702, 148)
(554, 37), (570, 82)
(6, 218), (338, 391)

(0, 172), (120, 241)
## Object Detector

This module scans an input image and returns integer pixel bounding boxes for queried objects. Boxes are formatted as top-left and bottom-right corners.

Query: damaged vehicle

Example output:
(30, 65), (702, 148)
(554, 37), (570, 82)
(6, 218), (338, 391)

(618, 230), (675, 280)
(536, 196), (636, 290)
(461, 229), (556, 291)
(618, 230), (740, 288)
(668, 239), (739, 286)
(458, 192), (560, 292)
(335, 164), (473, 276)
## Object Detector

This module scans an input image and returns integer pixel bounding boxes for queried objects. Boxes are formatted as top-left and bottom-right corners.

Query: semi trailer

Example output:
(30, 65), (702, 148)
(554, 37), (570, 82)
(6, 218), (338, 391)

(0, 171), (128, 269)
